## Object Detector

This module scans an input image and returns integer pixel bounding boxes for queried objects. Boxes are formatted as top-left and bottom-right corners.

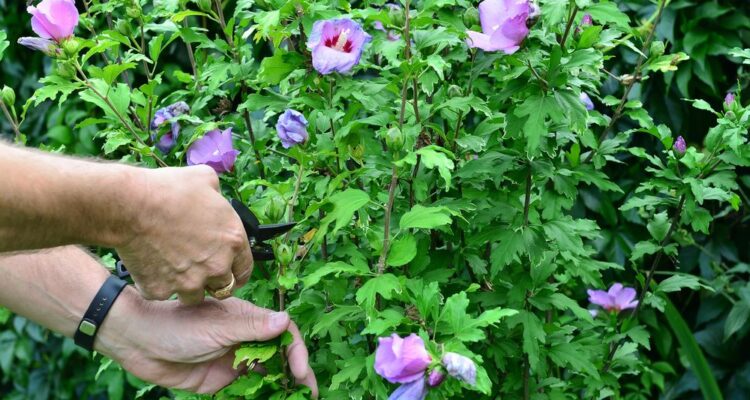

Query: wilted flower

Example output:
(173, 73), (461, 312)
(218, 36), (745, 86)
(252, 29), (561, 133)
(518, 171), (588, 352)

(17, 37), (57, 55)
(373, 21), (401, 41)
(375, 333), (432, 384)
(427, 369), (446, 387)
(580, 92), (595, 111)
(442, 352), (477, 385)
(276, 109), (309, 149)
(673, 136), (686, 155)
(27, 0), (79, 42)
(581, 14), (594, 27)
(307, 18), (372, 75)
(388, 378), (428, 400)
(725, 92), (736, 107)
(151, 101), (190, 153)
(466, 0), (532, 54)
(186, 128), (240, 174)
(587, 283), (638, 313)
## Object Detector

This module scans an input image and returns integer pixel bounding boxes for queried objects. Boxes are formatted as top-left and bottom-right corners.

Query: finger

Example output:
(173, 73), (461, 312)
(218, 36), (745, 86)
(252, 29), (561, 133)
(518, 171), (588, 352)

(194, 350), (244, 394)
(228, 304), (291, 343)
(286, 321), (319, 398)
(134, 281), (172, 301)
(192, 164), (220, 191)
(177, 289), (205, 306)
(206, 273), (236, 300)
(232, 240), (253, 288)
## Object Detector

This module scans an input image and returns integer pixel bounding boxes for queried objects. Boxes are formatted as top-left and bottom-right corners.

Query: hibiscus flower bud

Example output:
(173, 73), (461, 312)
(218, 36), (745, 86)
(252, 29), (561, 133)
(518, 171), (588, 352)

(442, 352), (477, 385)
(374, 333), (431, 383)
(62, 38), (80, 57)
(385, 127), (404, 151)
(2, 86), (16, 107)
(27, 0), (79, 43)
(673, 136), (686, 155)
(116, 20), (132, 36)
(265, 196), (287, 222)
(276, 243), (294, 266)
(186, 128), (240, 174)
(17, 37), (58, 56)
(151, 102), (190, 153)
(725, 92), (736, 107)
(307, 18), (372, 75)
(587, 283), (638, 313)
(580, 14), (594, 27)
(650, 41), (665, 57)
(579, 92), (595, 111)
(466, 0), (533, 54)
(197, 0), (213, 12)
(463, 7), (480, 28)
(276, 109), (309, 149)
(428, 369), (446, 387)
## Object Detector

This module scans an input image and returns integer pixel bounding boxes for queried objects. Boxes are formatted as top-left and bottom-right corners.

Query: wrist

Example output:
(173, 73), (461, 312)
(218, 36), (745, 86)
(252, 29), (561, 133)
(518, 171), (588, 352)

(94, 285), (147, 361)
(97, 165), (151, 248)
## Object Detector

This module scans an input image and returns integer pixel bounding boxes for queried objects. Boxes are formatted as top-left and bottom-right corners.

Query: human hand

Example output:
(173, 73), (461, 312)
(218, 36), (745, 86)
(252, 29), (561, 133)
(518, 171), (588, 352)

(117, 165), (253, 304)
(97, 289), (318, 396)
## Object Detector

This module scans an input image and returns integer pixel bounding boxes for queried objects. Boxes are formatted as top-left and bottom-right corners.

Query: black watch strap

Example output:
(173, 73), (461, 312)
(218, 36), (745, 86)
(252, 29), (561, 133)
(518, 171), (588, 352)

(74, 275), (128, 351)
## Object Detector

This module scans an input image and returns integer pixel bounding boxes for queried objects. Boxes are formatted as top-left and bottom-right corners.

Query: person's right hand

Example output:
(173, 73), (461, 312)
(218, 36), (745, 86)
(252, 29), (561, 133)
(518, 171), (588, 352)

(117, 165), (253, 304)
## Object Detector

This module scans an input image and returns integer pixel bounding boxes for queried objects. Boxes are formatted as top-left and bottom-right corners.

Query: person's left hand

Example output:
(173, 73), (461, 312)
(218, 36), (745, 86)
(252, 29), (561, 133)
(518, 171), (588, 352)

(96, 289), (318, 396)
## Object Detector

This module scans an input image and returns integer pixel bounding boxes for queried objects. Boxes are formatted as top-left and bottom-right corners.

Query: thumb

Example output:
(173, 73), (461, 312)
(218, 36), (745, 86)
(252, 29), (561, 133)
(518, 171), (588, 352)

(231, 306), (291, 343)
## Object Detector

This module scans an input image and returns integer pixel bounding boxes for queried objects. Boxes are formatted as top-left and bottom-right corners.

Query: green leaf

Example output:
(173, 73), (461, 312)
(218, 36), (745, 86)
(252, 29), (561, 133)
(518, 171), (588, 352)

(657, 274), (703, 293)
(356, 274), (402, 312)
(386, 235), (417, 267)
(302, 261), (370, 287)
(664, 299), (724, 400)
(233, 344), (277, 369)
(102, 130), (132, 154)
(438, 291), (517, 343)
(647, 211), (670, 242)
(416, 146), (455, 189)
(258, 52), (303, 85)
(321, 189), (370, 234)
(0, 31), (8, 62)
(586, 2), (631, 29)
(724, 301), (750, 341)
(630, 240), (660, 262)
(399, 205), (452, 230)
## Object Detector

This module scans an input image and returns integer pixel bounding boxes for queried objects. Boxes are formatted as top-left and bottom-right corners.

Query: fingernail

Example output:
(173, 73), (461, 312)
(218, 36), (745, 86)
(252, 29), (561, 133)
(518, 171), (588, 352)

(269, 312), (289, 330)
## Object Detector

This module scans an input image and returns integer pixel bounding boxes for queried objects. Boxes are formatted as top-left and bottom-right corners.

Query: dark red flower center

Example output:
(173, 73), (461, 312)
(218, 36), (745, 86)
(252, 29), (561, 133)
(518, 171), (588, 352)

(324, 30), (354, 53)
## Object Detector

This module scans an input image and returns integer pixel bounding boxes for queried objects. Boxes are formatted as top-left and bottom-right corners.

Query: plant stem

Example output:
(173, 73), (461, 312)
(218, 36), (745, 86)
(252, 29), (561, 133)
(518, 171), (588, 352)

(0, 102), (22, 141)
(523, 356), (530, 400)
(287, 164), (305, 225)
(377, 166), (399, 275)
(74, 64), (167, 167)
(182, 18), (199, 79)
(582, 0), (666, 164)
(527, 60), (549, 91)
(523, 165), (532, 227)
(559, 3), (579, 49)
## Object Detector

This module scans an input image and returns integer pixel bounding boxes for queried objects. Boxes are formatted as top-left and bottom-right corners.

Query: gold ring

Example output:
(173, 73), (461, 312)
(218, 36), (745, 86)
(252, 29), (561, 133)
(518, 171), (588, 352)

(209, 275), (235, 299)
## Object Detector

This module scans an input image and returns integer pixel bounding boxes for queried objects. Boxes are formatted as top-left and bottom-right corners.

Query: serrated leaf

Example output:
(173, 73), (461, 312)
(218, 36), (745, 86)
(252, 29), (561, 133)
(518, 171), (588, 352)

(399, 205), (452, 230)
(233, 344), (277, 369)
(356, 274), (402, 312)
(302, 261), (370, 287)
(321, 189), (370, 234)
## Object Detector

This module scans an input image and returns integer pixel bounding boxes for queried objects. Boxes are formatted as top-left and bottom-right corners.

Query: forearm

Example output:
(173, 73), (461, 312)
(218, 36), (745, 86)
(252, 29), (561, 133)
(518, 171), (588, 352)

(0, 246), (139, 357)
(0, 142), (143, 251)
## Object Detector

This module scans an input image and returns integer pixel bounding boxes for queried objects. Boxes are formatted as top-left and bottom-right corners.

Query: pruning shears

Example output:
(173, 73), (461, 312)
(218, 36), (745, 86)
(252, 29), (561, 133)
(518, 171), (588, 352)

(115, 198), (296, 279)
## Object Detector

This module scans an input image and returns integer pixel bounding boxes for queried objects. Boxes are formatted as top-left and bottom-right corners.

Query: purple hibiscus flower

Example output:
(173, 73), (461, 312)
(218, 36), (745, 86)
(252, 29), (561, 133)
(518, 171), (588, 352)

(580, 92), (595, 111)
(442, 352), (477, 385)
(276, 109), (309, 149)
(375, 333), (432, 384)
(587, 283), (638, 313)
(466, 0), (532, 54)
(581, 14), (594, 27)
(388, 377), (428, 400)
(673, 136), (686, 155)
(151, 101), (190, 153)
(19, 0), (78, 54)
(307, 18), (372, 75)
(186, 128), (240, 174)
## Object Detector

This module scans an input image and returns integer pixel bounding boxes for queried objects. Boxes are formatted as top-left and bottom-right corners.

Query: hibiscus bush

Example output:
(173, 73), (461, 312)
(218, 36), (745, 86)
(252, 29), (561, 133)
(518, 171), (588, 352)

(2, 0), (750, 399)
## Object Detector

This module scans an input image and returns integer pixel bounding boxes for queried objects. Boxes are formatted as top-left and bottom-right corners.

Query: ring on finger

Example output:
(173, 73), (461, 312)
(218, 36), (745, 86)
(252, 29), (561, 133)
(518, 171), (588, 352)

(208, 275), (235, 299)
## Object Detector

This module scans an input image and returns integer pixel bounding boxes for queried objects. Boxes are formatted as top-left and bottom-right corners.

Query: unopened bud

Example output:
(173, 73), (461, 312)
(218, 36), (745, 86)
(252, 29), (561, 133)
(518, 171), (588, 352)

(62, 38), (80, 57)
(387, 3), (404, 26)
(428, 369), (446, 387)
(673, 136), (686, 155)
(2, 86), (15, 107)
(126, 5), (141, 18)
(385, 126), (404, 151)
(265, 197), (286, 222)
(650, 41), (665, 57)
(276, 243), (294, 266)
(116, 20), (132, 36)
(463, 7), (479, 28)
(197, 0), (213, 12)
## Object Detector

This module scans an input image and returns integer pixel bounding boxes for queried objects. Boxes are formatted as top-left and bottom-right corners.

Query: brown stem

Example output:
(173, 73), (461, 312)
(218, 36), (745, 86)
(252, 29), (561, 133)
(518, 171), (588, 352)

(409, 155), (421, 207)
(319, 210), (329, 260)
(582, 0), (666, 163)
(182, 18), (199, 79)
(526, 60), (549, 91)
(559, 3), (579, 49)
(523, 356), (531, 400)
(240, 99), (267, 179)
